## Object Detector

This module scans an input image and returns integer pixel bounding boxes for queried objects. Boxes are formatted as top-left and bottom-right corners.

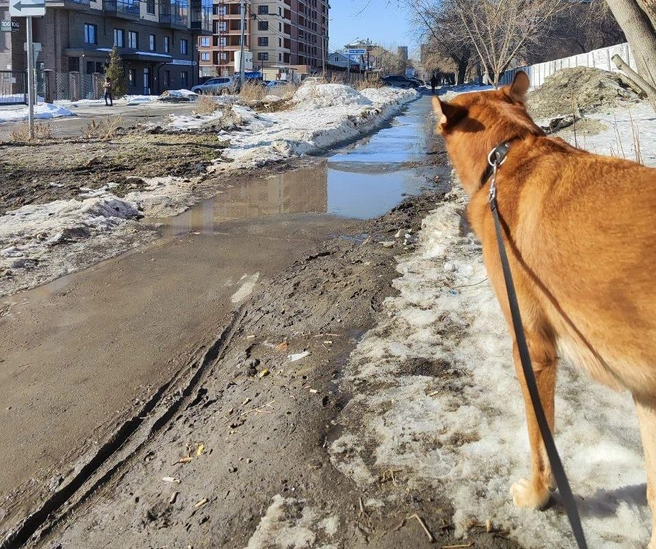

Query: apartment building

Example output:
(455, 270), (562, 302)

(0, 0), (212, 98)
(198, 0), (329, 82)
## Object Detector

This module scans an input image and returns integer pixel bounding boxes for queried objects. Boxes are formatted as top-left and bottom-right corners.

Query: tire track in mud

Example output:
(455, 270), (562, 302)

(2, 308), (245, 549)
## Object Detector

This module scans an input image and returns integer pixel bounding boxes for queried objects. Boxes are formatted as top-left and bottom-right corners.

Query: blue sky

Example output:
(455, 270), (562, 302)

(328, 0), (417, 55)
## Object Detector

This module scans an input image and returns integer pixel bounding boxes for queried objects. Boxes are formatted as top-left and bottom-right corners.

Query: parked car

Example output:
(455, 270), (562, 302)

(265, 80), (293, 89)
(381, 75), (420, 89)
(191, 77), (237, 95)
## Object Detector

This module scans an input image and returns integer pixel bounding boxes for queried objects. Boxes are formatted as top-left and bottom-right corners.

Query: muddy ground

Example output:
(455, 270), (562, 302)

(0, 98), (521, 548)
(9, 191), (519, 549)
(0, 104), (247, 215)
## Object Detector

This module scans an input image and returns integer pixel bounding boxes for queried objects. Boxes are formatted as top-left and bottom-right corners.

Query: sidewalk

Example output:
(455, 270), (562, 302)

(0, 98), (198, 140)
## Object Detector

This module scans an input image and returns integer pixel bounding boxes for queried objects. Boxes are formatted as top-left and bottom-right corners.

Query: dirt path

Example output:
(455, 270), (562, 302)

(6, 189), (520, 549)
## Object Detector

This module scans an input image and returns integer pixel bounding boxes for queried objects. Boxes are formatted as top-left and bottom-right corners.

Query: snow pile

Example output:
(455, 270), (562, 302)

(565, 103), (656, 166)
(331, 186), (650, 548)
(214, 84), (417, 168)
(158, 89), (198, 102)
(292, 82), (372, 108)
(245, 495), (340, 549)
(0, 103), (76, 122)
(0, 196), (147, 295)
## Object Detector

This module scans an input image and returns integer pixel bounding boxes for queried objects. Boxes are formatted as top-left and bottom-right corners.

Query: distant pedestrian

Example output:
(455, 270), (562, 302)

(430, 75), (438, 94)
(103, 77), (113, 106)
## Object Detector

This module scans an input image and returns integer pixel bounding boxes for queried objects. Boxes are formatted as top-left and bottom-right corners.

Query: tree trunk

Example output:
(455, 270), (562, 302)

(606, 0), (656, 110)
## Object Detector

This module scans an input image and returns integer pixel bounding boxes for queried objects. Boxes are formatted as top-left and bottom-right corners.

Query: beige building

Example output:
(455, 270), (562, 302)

(198, 0), (329, 82)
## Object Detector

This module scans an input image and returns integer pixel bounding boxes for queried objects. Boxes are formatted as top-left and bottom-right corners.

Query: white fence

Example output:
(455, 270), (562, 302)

(499, 42), (636, 88)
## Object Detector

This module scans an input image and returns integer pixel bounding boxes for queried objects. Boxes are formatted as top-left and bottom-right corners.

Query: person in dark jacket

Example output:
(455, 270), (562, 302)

(104, 77), (113, 106)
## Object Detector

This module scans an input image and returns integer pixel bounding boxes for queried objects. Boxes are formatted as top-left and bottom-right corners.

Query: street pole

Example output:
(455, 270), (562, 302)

(26, 16), (34, 140)
(239, 0), (246, 85)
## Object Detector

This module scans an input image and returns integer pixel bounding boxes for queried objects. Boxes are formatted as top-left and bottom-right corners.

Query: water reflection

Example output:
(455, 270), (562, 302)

(153, 95), (435, 234)
(155, 165), (329, 235)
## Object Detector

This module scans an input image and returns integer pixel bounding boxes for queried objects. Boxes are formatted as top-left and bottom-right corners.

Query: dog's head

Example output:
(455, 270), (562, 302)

(432, 72), (544, 197)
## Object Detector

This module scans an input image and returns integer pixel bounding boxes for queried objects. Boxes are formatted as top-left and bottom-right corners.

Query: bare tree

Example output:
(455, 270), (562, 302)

(605, 0), (656, 109)
(534, 0), (624, 62)
(450, 0), (567, 86)
(371, 46), (407, 75)
(406, 0), (473, 84)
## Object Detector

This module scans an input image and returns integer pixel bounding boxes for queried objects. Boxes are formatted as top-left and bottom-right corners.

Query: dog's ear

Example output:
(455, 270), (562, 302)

(507, 71), (530, 103)
(432, 96), (466, 133)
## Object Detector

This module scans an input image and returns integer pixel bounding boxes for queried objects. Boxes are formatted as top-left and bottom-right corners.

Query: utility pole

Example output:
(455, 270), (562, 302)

(239, 0), (246, 85)
(26, 16), (35, 139)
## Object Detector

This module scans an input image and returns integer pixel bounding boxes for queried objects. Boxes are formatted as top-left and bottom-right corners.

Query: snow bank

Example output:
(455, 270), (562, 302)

(213, 84), (417, 168)
(331, 186), (650, 548)
(0, 103), (76, 122)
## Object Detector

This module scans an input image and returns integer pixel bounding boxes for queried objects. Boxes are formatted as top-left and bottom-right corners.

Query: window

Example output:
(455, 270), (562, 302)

(220, 52), (228, 61)
(219, 36), (227, 47)
(257, 52), (268, 61)
(258, 5), (268, 14)
(200, 52), (210, 61)
(84, 23), (97, 44)
(278, 38), (281, 47)
(128, 68), (136, 87)
(180, 38), (188, 55)
(86, 61), (94, 74)
(95, 62), (104, 73)
(146, 0), (155, 13)
(128, 31), (138, 49)
(181, 71), (188, 87)
(149, 34), (156, 51)
(200, 36), (210, 47)
(163, 36), (170, 53)
(258, 21), (268, 31)
(113, 29), (125, 47)
(258, 37), (268, 46)
(68, 57), (80, 72)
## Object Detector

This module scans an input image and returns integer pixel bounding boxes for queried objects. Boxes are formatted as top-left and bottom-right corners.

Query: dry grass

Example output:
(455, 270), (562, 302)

(239, 82), (268, 102)
(193, 94), (220, 115)
(81, 116), (124, 141)
(10, 121), (53, 141)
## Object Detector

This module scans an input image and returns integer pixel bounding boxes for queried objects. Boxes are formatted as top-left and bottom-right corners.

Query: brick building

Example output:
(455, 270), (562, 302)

(0, 0), (211, 99)
(198, 0), (329, 82)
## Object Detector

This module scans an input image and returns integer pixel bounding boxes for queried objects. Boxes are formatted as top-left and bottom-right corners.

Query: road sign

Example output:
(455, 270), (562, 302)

(347, 48), (366, 55)
(9, 0), (45, 17)
(1, 20), (20, 32)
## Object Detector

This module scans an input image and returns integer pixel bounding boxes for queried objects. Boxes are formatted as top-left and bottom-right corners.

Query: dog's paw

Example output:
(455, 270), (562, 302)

(510, 478), (551, 509)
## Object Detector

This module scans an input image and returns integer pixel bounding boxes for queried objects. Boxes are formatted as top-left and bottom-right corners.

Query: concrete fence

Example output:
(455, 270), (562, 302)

(499, 42), (636, 88)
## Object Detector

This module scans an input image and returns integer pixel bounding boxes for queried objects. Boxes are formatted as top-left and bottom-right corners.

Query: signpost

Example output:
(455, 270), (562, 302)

(9, 0), (45, 139)
(0, 20), (20, 32)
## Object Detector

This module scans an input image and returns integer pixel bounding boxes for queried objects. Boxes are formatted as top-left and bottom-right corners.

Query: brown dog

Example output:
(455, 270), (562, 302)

(433, 72), (656, 546)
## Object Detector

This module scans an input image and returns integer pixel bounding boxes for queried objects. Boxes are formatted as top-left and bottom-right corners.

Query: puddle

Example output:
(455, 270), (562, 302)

(151, 95), (437, 234)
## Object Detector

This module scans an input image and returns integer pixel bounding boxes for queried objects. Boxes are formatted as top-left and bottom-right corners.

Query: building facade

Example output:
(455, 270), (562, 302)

(198, 0), (328, 82)
(0, 0), (211, 99)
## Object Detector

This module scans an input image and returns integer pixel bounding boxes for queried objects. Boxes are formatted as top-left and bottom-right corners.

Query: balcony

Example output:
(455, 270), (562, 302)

(159, 0), (189, 28)
(103, 0), (141, 19)
(190, 0), (211, 32)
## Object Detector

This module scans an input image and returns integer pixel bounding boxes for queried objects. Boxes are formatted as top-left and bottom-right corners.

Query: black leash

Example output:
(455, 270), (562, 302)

(486, 146), (588, 549)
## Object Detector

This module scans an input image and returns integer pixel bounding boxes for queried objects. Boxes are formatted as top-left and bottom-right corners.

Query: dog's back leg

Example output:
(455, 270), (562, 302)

(634, 394), (656, 548)
(509, 329), (558, 509)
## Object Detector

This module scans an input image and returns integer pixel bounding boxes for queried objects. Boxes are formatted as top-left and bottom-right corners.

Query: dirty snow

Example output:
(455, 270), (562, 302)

(0, 103), (75, 122)
(0, 83), (416, 296)
(328, 99), (656, 549)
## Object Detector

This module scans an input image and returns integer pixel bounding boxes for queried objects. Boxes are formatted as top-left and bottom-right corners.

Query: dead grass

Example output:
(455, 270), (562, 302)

(239, 82), (268, 102)
(10, 121), (53, 141)
(81, 116), (124, 141)
(193, 95), (220, 115)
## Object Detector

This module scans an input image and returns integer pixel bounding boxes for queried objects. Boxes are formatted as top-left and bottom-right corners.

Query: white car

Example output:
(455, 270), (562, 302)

(191, 77), (237, 95)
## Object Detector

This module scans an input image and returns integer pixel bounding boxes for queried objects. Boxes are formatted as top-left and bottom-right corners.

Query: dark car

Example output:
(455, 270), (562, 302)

(381, 75), (420, 89)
